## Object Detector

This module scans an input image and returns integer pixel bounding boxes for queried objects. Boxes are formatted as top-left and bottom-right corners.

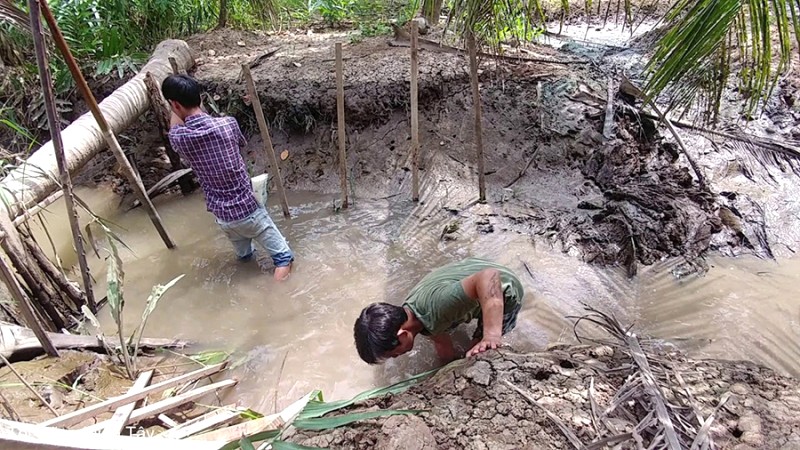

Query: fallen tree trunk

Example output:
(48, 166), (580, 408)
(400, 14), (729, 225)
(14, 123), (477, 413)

(0, 322), (191, 361)
(0, 39), (194, 219)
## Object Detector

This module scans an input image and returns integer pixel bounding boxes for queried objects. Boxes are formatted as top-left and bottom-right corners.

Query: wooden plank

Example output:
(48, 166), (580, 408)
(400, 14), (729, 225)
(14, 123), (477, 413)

(241, 64), (291, 219)
(190, 391), (315, 443)
(335, 42), (349, 209)
(0, 418), (224, 450)
(1, 322), (190, 361)
(159, 404), (241, 439)
(410, 21), (420, 202)
(101, 370), (153, 435)
(81, 379), (237, 433)
(40, 363), (227, 428)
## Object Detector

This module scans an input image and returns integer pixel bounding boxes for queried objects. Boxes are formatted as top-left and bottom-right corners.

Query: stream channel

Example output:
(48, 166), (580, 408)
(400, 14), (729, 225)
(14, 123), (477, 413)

(25, 185), (800, 415)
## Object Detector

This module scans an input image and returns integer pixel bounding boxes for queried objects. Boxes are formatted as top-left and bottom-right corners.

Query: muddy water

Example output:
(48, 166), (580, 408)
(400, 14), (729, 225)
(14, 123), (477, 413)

(28, 188), (800, 414)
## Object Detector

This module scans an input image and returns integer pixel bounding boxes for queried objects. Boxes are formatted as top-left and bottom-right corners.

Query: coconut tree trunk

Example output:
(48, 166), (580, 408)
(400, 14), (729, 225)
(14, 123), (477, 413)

(0, 39), (194, 220)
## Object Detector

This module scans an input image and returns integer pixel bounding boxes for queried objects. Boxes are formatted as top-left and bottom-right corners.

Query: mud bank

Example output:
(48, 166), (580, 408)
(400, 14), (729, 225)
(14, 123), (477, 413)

(286, 346), (800, 449)
(74, 28), (793, 276)
(72, 30), (800, 275)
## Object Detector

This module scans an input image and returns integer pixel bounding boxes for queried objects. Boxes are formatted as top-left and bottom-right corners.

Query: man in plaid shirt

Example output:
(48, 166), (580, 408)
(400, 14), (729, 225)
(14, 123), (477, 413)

(162, 75), (294, 281)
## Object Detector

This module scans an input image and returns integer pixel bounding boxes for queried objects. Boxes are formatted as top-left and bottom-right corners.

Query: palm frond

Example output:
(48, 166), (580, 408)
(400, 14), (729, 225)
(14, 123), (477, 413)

(644, 0), (797, 120)
(0, 0), (29, 31)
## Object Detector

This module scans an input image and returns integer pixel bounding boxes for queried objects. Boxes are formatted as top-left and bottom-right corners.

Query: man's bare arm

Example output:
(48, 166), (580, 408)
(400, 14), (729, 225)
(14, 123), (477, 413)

(461, 268), (504, 356)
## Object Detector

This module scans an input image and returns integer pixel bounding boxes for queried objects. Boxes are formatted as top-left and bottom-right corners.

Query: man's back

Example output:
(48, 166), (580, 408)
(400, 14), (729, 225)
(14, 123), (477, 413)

(403, 258), (524, 335)
(168, 113), (258, 223)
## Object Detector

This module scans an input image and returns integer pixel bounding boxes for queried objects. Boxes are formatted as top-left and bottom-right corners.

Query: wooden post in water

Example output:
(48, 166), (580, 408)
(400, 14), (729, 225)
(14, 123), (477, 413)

(410, 21), (420, 202)
(28, 0), (95, 312)
(241, 65), (291, 219)
(0, 232), (59, 357)
(144, 72), (194, 195)
(39, 0), (176, 250)
(335, 42), (349, 209)
(467, 32), (486, 203)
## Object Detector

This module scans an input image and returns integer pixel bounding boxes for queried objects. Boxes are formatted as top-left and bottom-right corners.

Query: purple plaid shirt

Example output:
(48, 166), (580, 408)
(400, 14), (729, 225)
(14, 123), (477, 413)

(168, 113), (259, 223)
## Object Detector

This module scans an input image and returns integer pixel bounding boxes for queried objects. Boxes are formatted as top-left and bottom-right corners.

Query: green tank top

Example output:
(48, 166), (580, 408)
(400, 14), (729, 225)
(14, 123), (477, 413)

(403, 258), (524, 336)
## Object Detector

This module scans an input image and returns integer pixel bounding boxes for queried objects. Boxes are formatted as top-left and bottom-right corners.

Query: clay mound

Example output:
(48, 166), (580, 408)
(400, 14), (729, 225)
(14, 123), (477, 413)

(286, 311), (800, 450)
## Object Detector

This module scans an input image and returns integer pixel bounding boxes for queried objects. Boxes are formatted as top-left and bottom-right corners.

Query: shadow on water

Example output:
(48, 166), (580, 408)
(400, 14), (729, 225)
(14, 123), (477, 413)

(26, 187), (800, 414)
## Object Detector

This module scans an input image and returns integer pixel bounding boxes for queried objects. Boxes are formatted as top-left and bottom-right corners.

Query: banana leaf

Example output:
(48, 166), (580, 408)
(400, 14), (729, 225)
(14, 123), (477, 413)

(293, 410), (425, 431)
(297, 366), (440, 420)
(270, 441), (325, 450)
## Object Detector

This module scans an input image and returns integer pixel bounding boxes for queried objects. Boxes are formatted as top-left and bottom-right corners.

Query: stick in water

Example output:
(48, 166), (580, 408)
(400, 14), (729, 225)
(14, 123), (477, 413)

(0, 353), (59, 417)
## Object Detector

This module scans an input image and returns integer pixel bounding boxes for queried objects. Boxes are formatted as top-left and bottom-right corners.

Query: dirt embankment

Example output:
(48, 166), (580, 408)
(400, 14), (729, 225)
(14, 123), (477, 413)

(76, 27), (790, 274)
(286, 346), (800, 449)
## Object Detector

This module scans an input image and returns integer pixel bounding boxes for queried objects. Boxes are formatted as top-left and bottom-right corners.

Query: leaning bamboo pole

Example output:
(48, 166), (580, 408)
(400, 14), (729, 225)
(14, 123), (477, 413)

(241, 65), (291, 219)
(38, 0), (175, 249)
(28, 0), (95, 312)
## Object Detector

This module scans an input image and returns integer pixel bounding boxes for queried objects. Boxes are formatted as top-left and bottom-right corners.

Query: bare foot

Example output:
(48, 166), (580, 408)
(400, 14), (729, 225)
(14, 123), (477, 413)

(274, 263), (292, 281)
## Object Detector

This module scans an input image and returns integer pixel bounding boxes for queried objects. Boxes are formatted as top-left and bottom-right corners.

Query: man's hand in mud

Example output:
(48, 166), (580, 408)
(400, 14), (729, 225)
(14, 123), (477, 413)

(466, 335), (503, 357)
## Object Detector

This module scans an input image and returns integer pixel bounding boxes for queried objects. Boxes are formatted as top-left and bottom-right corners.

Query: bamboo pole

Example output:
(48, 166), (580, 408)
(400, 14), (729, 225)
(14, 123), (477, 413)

(0, 232), (59, 357)
(335, 42), (349, 209)
(143, 72), (194, 195)
(467, 32), (486, 203)
(38, 0), (176, 250)
(241, 65), (291, 219)
(410, 21), (420, 202)
(12, 190), (63, 227)
(28, 0), (94, 312)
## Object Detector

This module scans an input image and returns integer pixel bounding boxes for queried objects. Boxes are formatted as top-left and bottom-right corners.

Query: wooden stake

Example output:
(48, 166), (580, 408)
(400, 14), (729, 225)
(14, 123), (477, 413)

(0, 233), (59, 357)
(39, 0), (176, 250)
(241, 65), (291, 219)
(0, 352), (59, 417)
(335, 42), (349, 209)
(27, 0), (94, 312)
(143, 71), (194, 195)
(467, 33), (486, 203)
(410, 21), (420, 202)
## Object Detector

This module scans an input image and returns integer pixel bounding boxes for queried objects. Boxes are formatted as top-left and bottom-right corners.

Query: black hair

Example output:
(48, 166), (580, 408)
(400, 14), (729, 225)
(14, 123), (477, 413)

(353, 302), (406, 364)
(161, 74), (202, 108)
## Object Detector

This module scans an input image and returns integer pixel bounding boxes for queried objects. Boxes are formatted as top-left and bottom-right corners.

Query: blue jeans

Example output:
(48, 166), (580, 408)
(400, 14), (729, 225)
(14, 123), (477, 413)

(216, 207), (294, 267)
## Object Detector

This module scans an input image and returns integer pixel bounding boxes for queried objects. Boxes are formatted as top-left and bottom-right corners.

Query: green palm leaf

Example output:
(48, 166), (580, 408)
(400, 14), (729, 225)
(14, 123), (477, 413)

(644, 0), (798, 119)
(270, 441), (324, 450)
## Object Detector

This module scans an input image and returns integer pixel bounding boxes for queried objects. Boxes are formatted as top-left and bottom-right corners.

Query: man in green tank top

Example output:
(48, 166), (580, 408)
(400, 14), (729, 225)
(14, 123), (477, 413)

(353, 257), (525, 364)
